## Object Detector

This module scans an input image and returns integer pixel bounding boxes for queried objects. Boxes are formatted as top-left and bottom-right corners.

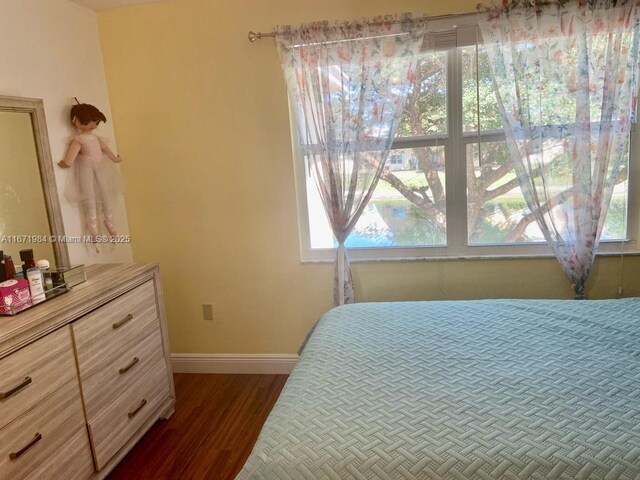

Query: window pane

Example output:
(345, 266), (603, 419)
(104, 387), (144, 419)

(461, 47), (502, 133)
(602, 174), (628, 241)
(306, 167), (335, 249)
(466, 141), (543, 244)
(306, 147), (447, 248)
(467, 141), (629, 244)
(396, 51), (447, 137)
(374, 147), (446, 246)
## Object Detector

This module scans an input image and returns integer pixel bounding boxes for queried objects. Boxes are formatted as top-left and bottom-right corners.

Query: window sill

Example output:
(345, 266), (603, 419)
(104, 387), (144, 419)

(300, 242), (640, 264)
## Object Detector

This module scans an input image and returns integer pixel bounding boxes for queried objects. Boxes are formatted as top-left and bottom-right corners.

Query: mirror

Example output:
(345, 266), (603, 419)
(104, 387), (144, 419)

(0, 96), (69, 269)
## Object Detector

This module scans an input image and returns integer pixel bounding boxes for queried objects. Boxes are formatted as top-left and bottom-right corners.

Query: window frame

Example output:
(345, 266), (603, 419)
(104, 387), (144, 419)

(291, 16), (640, 263)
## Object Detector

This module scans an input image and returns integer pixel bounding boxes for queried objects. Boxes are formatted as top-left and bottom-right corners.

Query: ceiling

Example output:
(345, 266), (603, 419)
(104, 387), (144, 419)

(69, 0), (170, 10)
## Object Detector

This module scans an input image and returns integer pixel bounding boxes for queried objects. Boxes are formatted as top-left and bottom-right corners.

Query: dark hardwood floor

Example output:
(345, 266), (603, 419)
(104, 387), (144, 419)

(107, 373), (288, 480)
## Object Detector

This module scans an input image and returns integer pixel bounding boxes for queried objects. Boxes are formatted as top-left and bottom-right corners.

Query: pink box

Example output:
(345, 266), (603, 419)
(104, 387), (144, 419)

(0, 278), (32, 315)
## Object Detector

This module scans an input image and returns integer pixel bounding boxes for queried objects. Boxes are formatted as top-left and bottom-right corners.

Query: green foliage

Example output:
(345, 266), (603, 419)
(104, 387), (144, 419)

(374, 46), (628, 246)
(372, 199), (446, 246)
(397, 52), (448, 137)
(461, 48), (503, 133)
(368, 195), (627, 246)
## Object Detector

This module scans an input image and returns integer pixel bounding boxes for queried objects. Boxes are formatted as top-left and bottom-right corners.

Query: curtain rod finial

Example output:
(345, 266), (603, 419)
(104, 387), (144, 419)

(248, 31), (260, 42)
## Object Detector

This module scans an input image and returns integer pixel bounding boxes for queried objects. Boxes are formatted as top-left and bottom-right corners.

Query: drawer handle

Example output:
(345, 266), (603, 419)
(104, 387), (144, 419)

(9, 432), (42, 460)
(0, 376), (32, 400)
(113, 314), (134, 330)
(119, 357), (140, 375)
(128, 398), (147, 419)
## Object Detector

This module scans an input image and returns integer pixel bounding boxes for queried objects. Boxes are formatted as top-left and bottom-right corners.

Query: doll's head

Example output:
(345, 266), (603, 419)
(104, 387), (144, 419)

(70, 104), (107, 131)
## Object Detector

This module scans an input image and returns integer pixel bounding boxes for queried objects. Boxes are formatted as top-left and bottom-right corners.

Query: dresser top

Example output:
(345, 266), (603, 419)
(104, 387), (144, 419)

(0, 263), (159, 359)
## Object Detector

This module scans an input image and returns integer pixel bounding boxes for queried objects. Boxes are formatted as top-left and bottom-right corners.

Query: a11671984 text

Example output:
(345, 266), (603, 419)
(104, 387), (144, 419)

(0, 234), (131, 244)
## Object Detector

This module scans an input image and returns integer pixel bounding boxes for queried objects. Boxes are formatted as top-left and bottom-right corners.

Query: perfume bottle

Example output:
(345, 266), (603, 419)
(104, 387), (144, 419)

(19, 249), (36, 279)
(3, 255), (15, 280)
(0, 251), (5, 283)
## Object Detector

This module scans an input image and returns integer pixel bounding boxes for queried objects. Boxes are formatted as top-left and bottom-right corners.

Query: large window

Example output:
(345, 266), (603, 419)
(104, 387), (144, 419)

(296, 20), (639, 261)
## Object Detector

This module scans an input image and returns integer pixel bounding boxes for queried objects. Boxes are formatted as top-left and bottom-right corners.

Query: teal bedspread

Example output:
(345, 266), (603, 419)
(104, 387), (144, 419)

(237, 299), (640, 479)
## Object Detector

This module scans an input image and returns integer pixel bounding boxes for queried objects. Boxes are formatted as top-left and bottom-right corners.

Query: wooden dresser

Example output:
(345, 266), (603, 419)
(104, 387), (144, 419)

(0, 264), (175, 480)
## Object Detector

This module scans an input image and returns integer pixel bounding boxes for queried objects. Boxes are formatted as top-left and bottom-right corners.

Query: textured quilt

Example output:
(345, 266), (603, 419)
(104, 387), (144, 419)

(237, 299), (640, 480)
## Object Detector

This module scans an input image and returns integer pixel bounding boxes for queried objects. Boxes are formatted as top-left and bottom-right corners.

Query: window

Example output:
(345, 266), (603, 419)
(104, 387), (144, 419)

(295, 17), (639, 261)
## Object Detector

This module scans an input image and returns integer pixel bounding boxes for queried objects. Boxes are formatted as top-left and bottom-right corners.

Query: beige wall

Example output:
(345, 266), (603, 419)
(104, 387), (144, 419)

(0, 0), (132, 266)
(97, 0), (640, 355)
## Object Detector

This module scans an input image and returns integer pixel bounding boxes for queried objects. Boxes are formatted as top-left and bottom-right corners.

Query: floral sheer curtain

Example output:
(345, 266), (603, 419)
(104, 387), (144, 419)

(276, 14), (426, 305)
(478, 0), (640, 298)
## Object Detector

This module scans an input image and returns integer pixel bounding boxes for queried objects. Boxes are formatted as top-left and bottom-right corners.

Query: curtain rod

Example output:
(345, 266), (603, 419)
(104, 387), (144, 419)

(248, 31), (276, 42)
(247, 10), (479, 43)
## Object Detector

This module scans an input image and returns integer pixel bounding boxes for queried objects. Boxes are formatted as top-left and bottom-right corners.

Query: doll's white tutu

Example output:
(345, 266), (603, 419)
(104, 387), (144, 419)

(63, 134), (125, 210)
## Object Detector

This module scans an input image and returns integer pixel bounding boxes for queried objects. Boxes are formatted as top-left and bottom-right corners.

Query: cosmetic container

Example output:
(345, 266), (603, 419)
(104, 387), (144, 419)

(4, 255), (15, 280)
(0, 251), (5, 283)
(0, 278), (32, 314)
(37, 259), (54, 294)
(26, 266), (46, 304)
(19, 249), (36, 279)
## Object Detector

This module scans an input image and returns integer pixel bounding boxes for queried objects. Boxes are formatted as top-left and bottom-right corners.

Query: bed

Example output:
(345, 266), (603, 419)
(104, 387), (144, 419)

(237, 299), (640, 479)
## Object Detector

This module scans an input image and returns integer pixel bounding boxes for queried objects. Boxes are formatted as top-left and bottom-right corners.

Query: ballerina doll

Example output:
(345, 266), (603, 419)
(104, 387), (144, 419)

(58, 103), (122, 239)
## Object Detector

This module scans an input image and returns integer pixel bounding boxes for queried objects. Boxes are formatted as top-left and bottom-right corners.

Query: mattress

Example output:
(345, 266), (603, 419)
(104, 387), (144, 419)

(237, 298), (640, 479)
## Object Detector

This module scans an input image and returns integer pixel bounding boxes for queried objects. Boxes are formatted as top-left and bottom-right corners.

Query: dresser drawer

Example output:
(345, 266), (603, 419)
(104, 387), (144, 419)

(81, 322), (165, 420)
(23, 428), (94, 480)
(0, 379), (85, 480)
(73, 280), (158, 373)
(0, 327), (76, 430)
(88, 357), (170, 470)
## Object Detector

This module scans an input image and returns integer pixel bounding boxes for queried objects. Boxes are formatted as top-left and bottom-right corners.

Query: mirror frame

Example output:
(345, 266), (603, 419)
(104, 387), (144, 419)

(0, 95), (70, 267)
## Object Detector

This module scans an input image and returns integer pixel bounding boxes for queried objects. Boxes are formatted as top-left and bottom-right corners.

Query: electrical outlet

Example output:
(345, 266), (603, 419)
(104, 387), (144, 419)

(202, 304), (214, 321)
(617, 286), (624, 297)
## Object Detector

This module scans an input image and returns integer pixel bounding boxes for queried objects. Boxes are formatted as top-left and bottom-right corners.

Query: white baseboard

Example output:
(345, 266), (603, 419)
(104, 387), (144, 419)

(171, 353), (299, 375)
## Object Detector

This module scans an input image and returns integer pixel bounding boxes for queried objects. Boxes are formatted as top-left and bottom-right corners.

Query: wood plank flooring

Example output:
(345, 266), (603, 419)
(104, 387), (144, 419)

(107, 373), (288, 480)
